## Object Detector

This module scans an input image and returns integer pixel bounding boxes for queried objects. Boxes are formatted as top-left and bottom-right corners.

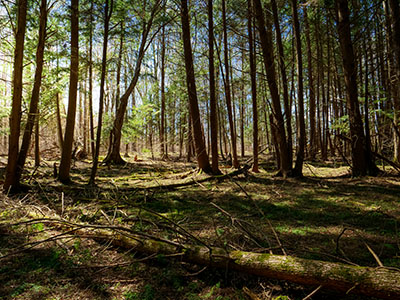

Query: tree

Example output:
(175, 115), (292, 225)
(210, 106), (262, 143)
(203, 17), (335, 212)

(208, 0), (220, 174)
(89, 0), (113, 184)
(253, 0), (291, 177)
(14, 0), (48, 188)
(3, 0), (28, 192)
(335, 0), (378, 176)
(292, 0), (306, 177)
(180, 0), (211, 173)
(160, 23), (167, 159)
(303, 5), (316, 160)
(103, 0), (161, 165)
(222, 0), (239, 169)
(388, 0), (400, 162)
(270, 0), (292, 168)
(247, 0), (258, 172)
(58, 0), (79, 183)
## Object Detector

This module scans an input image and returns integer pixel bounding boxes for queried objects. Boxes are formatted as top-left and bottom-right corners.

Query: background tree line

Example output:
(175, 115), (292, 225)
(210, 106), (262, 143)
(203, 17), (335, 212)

(1, 0), (400, 191)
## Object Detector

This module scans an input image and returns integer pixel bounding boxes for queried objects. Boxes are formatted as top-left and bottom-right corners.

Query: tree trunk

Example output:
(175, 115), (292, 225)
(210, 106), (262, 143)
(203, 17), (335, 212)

(55, 92), (63, 150)
(3, 0), (28, 192)
(89, 0), (112, 185)
(271, 0), (292, 168)
(292, 0), (305, 177)
(180, 0), (211, 173)
(34, 109), (40, 167)
(208, 0), (220, 174)
(388, 0), (400, 162)
(304, 6), (316, 160)
(335, 0), (378, 176)
(88, 0), (95, 159)
(58, 0), (79, 183)
(160, 24), (167, 159)
(253, 0), (291, 177)
(47, 223), (400, 300)
(222, 0), (239, 169)
(12, 0), (47, 189)
(103, 4), (158, 165)
(248, 0), (258, 173)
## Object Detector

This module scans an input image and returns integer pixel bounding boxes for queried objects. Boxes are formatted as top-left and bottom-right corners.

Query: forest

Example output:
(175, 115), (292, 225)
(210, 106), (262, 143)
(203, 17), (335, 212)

(1, 0), (400, 299)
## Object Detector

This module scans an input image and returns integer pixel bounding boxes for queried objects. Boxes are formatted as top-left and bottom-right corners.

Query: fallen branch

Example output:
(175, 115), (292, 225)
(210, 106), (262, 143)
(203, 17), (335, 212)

(5, 217), (400, 299)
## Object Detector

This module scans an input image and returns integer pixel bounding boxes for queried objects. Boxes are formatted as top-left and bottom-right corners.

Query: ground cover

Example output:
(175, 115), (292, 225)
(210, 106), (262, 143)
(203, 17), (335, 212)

(0, 155), (399, 299)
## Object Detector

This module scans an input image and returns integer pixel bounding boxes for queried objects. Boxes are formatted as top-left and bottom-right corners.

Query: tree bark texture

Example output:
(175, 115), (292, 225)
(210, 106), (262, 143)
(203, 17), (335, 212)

(222, 0), (239, 169)
(253, 0), (291, 177)
(180, 0), (211, 173)
(248, 0), (258, 173)
(335, 0), (378, 176)
(89, 0), (112, 184)
(292, 0), (306, 177)
(103, 3), (158, 165)
(4, 0), (28, 192)
(59, 0), (79, 183)
(13, 0), (47, 188)
(43, 221), (400, 300)
(208, 0), (220, 174)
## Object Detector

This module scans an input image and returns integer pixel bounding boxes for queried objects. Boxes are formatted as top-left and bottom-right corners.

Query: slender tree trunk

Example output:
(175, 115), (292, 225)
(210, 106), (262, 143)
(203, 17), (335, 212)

(34, 109), (40, 167)
(221, 0), (239, 168)
(335, 0), (378, 176)
(3, 0), (27, 192)
(248, 0), (258, 172)
(208, 0), (220, 174)
(13, 0), (47, 188)
(104, 4), (158, 165)
(89, 0), (112, 184)
(253, 0), (291, 177)
(292, 0), (305, 177)
(181, 0), (211, 172)
(58, 0), (79, 183)
(271, 0), (292, 168)
(388, 0), (400, 162)
(88, 0), (95, 159)
(160, 24), (166, 159)
(304, 6), (316, 160)
(55, 92), (63, 150)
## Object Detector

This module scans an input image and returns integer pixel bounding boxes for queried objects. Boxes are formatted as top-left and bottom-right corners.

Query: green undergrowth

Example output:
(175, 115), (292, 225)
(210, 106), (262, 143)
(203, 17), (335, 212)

(1, 155), (399, 299)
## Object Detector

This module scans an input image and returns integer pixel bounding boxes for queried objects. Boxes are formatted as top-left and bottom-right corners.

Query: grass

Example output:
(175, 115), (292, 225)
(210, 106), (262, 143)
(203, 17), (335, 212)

(0, 154), (399, 299)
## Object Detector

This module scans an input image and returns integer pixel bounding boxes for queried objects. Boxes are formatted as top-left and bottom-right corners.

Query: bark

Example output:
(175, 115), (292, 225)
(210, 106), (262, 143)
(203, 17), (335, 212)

(89, 0), (112, 185)
(304, 6), (316, 160)
(3, 0), (27, 192)
(103, 2), (159, 165)
(34, 111), (40, 167)
(222, 0), (239, 169)
(292, 0), (305, 177)
(88, 0), (95, 159)
(208, 0), (220, 174)
(180, 0), (211, 173)
(43, 220), (400, 300)
(12, 0), (47, 189)
(55, 92), (63, 150)
(58, 0), (79, 183)
(335, 0), (378, 176)
(248, 0), (258, 173)
(160, 24), (166, 159)
(388, 0), (400, 162)
(271, 0), (292, 168)
(253, 0), (291, 177)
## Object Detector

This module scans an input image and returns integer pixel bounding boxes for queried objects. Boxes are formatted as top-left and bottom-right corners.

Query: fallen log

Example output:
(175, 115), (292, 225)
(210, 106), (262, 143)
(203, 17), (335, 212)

(18, 219), (398, 300)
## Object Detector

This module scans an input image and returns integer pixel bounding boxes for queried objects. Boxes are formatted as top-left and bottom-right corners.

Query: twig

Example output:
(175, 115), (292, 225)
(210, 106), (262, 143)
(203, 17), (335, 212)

(302, 285), (322, 300)
(227, 176), (286, 256)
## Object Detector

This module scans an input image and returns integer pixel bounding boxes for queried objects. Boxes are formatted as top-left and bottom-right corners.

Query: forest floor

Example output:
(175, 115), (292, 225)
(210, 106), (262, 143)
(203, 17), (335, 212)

(0, 153), (399, 300)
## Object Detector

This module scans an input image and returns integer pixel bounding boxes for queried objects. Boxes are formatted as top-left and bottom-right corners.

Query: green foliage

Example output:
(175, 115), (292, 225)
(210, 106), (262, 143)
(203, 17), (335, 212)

(124, 284), (155, 300)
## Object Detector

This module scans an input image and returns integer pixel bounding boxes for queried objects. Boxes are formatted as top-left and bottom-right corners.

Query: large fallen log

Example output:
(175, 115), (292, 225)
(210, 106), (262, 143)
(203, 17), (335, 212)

(26, 220), (399, 299)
